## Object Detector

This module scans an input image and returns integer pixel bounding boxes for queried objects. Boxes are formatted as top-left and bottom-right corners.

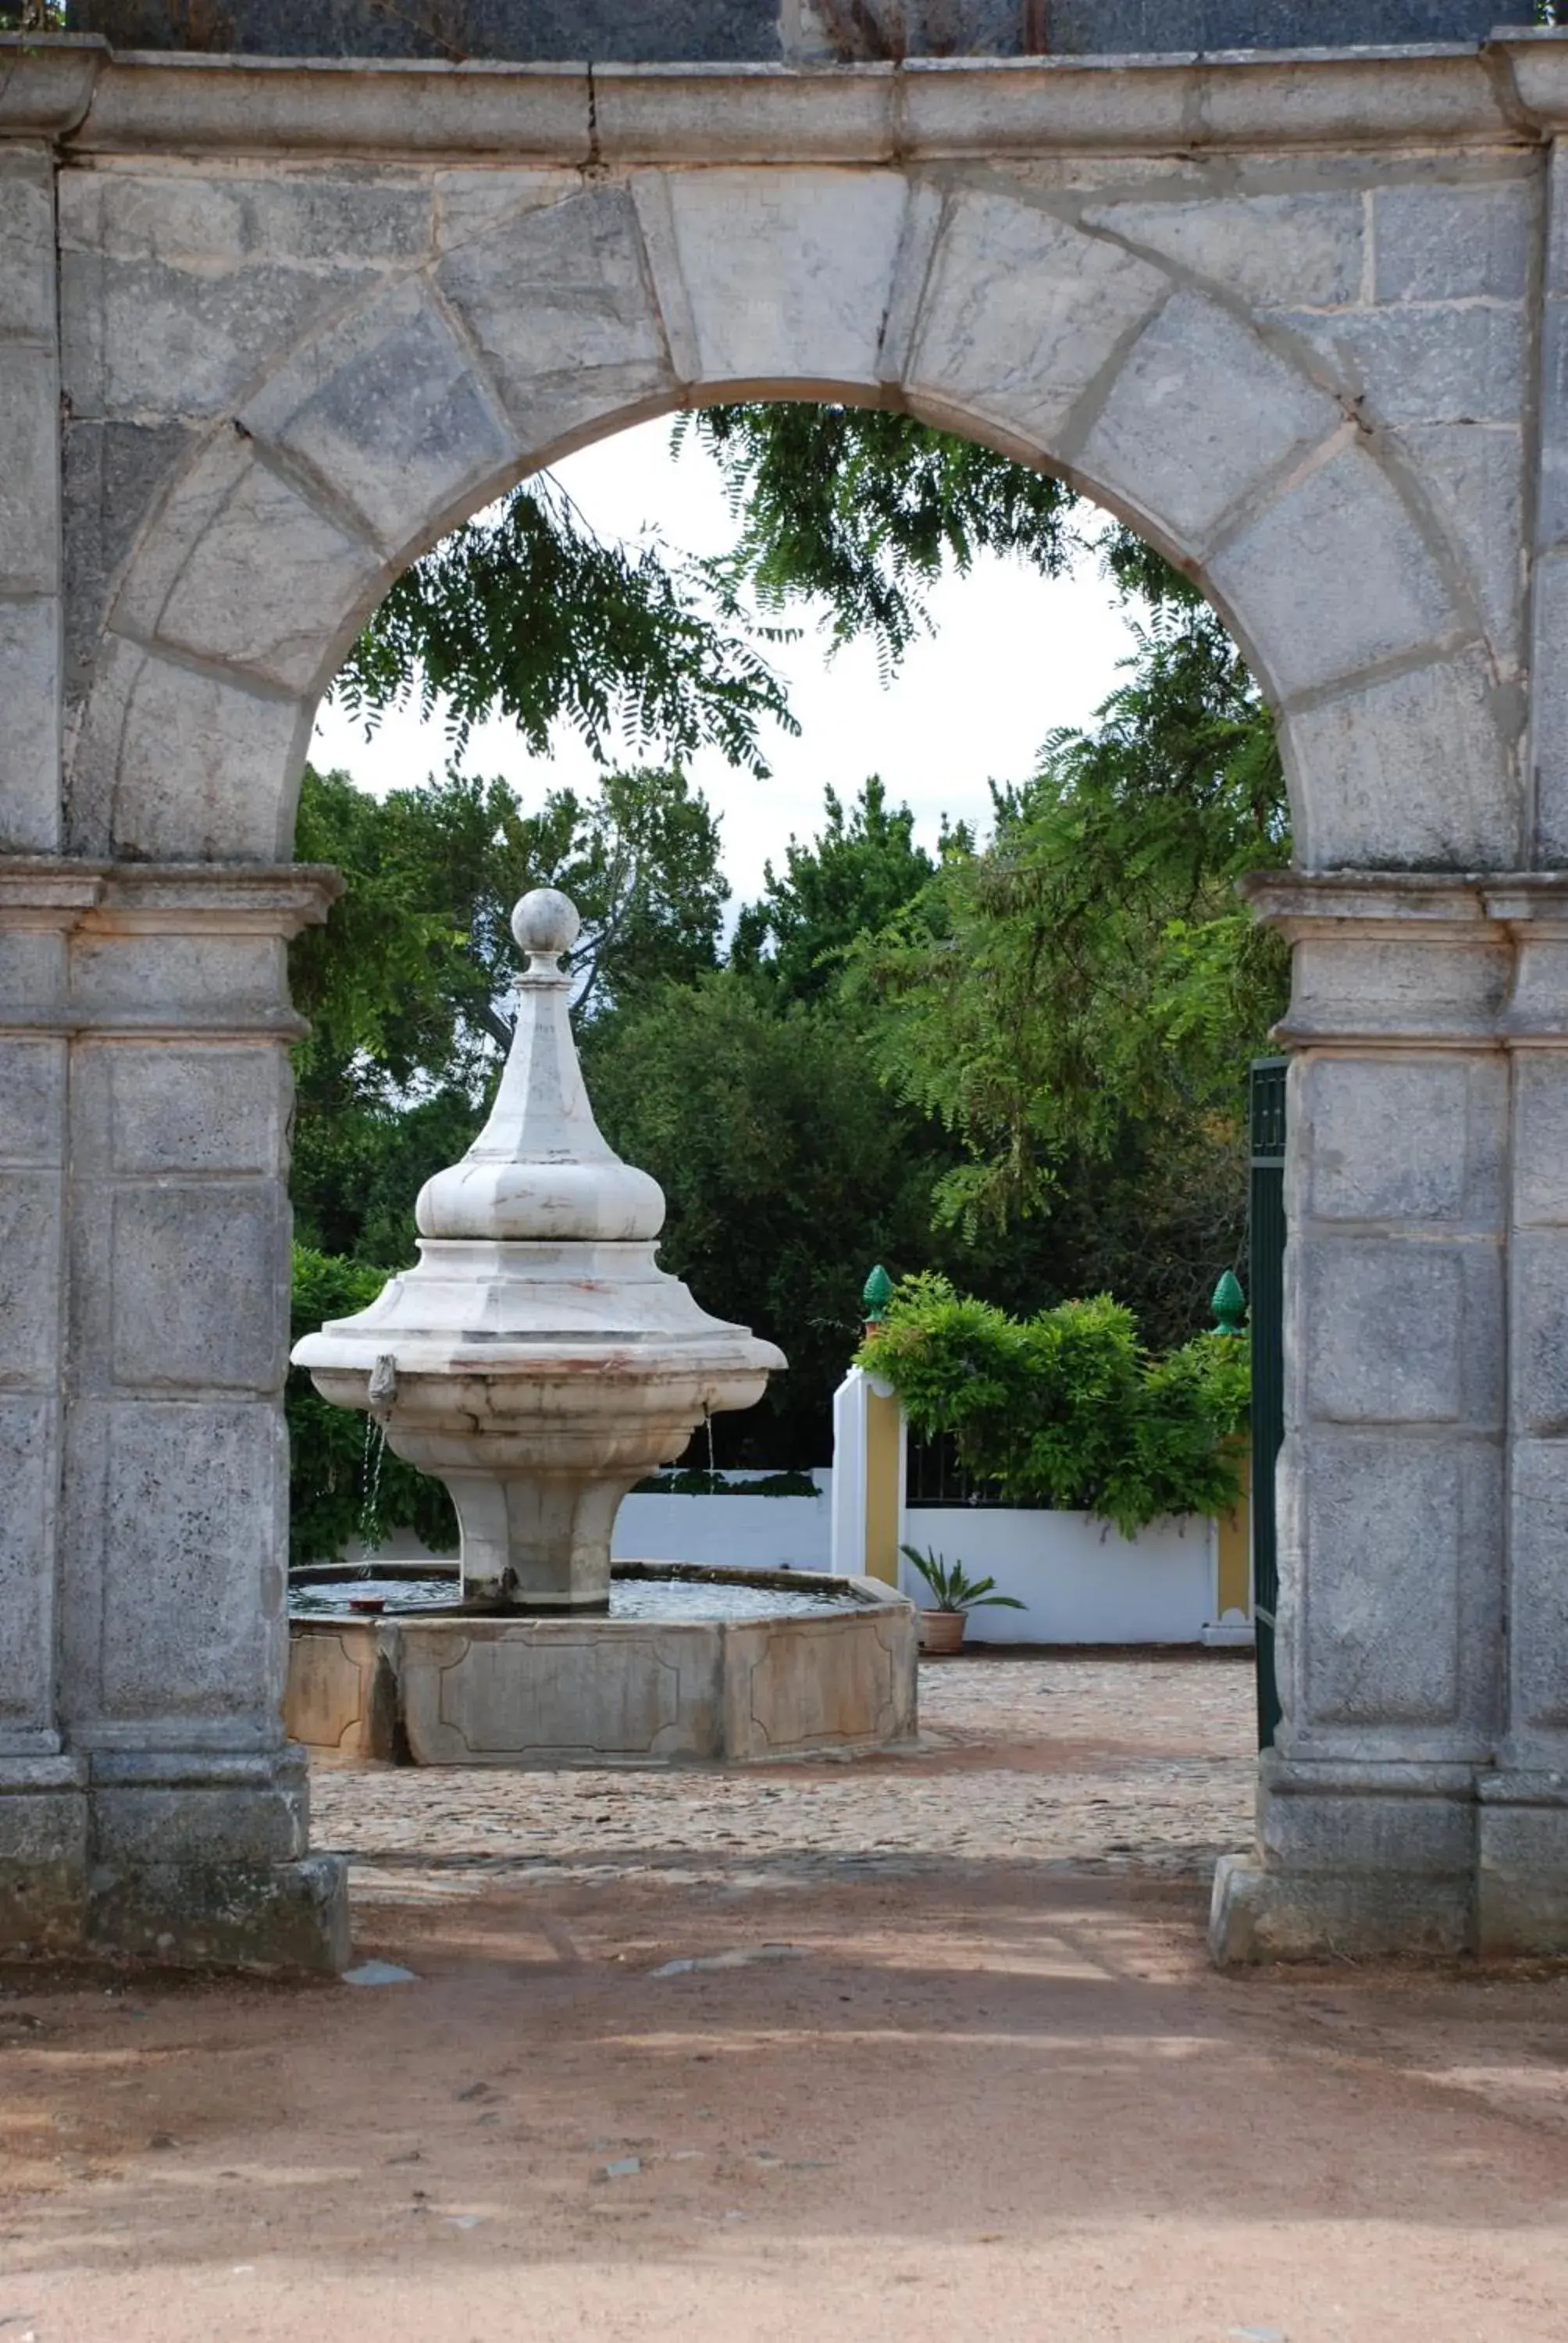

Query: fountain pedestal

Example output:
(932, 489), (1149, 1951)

(293, 890), (785, 1611)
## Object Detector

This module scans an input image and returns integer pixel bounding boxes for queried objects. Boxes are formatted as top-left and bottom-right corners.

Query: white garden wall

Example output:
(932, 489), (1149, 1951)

(611, 1477), (832, 1573)
(896, 1510), (1221, 1646)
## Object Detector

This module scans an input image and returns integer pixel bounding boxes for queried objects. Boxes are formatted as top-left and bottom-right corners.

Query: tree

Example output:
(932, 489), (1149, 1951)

(849, 600), (1289, 1336)
(730, 775), (941, 1004)
(334, 469), (796, 776)
(583, 973), (944, 1464)
(288, 759), (729, 1264)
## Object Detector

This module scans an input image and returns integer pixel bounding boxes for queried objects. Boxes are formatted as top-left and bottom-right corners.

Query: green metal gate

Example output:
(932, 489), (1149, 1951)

(1249, 1057), (1287, 1751)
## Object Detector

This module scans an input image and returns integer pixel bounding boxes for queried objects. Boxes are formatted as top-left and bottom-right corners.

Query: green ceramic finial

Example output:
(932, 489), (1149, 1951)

(862, 1264), (895, 1324)
(1212, 1268), (1246, 1336)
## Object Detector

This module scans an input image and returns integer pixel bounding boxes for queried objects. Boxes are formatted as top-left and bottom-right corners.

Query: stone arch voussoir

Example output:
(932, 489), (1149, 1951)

(76, 163), (1520, 872)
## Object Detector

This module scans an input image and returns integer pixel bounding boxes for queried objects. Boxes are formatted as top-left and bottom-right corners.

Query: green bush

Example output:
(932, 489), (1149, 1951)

(287, 1246), (456, 1565)
(858, 1273), (1249, 1537)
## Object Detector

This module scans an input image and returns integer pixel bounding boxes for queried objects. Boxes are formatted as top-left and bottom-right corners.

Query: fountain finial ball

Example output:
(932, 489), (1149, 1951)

(511, 886), (581, 966)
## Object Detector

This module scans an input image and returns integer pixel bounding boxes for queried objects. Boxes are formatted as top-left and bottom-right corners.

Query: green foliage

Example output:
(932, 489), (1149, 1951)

(897, 1546), (1025, 1615)
(289, 760), (728, 1264)
(287, 1247), (455, 1565)
(686, 405), (1082, 675)
(335, 473), (796, 777)
(730, 776), (942, 1004)
(861, 1275), (1249, 1535)
(850, 602), (1288, 1303)
(583, 972), (944, 1464)
(633, 1469), (819, 1496)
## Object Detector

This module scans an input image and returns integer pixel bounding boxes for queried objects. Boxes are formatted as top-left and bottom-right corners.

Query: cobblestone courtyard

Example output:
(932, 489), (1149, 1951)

(314, 1653), (1258, 1909)
(8, 1652), (1568, 2343)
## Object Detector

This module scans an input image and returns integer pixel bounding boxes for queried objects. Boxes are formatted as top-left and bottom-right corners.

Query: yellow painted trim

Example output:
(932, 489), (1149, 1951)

(1217, 1446), (1252, 1620)
(864, 1385), (902, 1587)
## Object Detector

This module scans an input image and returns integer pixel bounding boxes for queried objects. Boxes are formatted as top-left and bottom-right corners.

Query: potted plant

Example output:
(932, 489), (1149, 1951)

(900, 1544), (1025, 1655)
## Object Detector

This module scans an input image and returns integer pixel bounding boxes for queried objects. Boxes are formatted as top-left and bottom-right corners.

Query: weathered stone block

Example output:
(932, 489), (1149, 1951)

(283, 1622), (399, 1760)
(91, 1779), (306, 1869)
(110, 1186), (287, 1392)
(240, 279), (519, 555)
(69, 931), (292, 1025)
(0, 1176), (62, 1389)
(1210, 1850), (1474, 1966)
(1477, 1785), (1568, 1956)
(1301, 1236), (1499, 1427)
(1502, 1441), (1568, 1739)
(437, 180), (671, 441)
(1210, 444), (1455, 704)
(102, 1047), (287, 1179)
(87, 1853), (350, 1974)
(1281, 651), (1520, 871)
(1292, 1431), (1497, 1733)
(1374, 180), (1531, 305)
(643, 168), (907, 391)
(1513, 1054), (1568, 1229)
(1391, 421), (1523, 665)
(0, 348), (61, 601)
(1295, 1054), (1503, 1226)
(1538, 298), (1568, 552)
(1506, 1232), (1568, 1439)
(0, 1398), (59, 1735)
(142, 453), (388, 696)
(0, 1041), (66, 1169)
(1079, 289), (1338, 549)
(1081, 191), (1363, 312)
(0, 597), (62, 854)
(1258, 1755), (1479, 1876)
(57, 166), (404, 420)
(722, 1607), (916, 1759)
(907, 187), (1167, 455)
(1272, 300), (1527, 429)
(74, 1399), (287, 1723)
(1531, 551), (1568, 863)
(0, 156), (56, 344)
(68, 635), (308, 860)
(62, 416), (199, 705)
(401, 1618), (723, 1762)
(0, 1772), (87, 1955)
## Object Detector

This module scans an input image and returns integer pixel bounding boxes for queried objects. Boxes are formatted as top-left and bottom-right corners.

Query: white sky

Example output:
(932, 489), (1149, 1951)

(308, 415), (1142, 911)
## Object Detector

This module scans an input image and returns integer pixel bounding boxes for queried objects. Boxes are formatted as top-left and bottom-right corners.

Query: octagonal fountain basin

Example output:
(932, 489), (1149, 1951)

(286, 1562), (918, 1766)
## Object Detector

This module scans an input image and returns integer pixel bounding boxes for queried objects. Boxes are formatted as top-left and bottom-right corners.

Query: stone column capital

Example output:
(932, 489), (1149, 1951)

(0, 858), (342, 1040)
(0, 857), (342, 936)
(1241, 868), (1568, 1049)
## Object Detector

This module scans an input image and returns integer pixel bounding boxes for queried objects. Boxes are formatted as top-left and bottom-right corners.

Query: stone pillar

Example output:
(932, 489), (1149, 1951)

(0, 858), (350, 1970)
(1213, 874), (1513, 1962)
(1483, 886), (1568, 1951)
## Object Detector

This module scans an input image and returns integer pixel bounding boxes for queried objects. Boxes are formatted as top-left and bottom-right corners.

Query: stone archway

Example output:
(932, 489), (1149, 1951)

(2, 30), (1566, 1968)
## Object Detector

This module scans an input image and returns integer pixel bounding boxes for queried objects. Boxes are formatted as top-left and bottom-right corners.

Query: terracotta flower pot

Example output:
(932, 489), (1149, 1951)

(918, 1609), (966, 1657)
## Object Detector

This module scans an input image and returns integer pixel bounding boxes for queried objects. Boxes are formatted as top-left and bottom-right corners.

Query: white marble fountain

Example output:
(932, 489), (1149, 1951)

(288, 888), (915, 1765)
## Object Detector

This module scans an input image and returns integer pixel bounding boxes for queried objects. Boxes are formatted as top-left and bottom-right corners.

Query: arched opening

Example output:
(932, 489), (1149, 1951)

(34, 141), (1544, 1975)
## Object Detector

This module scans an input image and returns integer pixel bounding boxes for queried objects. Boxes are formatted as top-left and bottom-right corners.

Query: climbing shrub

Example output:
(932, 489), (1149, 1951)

(858, 1274), (1249, 1537)
(287, 1246), (456, 1564)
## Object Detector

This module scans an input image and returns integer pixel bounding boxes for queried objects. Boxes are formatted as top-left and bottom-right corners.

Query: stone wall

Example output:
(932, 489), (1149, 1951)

(62, 0), (1513, 65)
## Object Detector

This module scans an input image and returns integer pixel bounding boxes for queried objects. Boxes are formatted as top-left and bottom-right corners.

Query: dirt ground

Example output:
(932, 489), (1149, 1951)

(5, 1653), (1568, 2343)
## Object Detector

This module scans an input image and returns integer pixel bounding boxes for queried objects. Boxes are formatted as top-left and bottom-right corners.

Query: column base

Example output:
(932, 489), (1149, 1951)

(1, 1749), (353, 1973)
(87, 1853), (351, 1974)
(1477, 1774), (1568, 1956)
(0, 1757), (90, 1955)
(1209, 1849), (1474, 1964)
(1210, 1750), (1479, 1963)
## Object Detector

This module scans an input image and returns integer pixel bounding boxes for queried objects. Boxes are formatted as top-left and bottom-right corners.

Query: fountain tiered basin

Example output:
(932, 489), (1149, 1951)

(289, 886), (916, 1765)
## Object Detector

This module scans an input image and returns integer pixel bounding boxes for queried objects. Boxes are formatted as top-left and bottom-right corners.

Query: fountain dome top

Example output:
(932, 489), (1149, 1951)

(415, 886), (665, 1244)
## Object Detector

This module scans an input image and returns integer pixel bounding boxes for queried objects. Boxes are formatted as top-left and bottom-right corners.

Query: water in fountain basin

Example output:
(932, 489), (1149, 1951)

(289, 1571), (860, 1623)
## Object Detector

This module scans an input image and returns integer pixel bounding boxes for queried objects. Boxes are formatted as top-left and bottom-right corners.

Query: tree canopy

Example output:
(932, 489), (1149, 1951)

(288, 401), (1291, 1485)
